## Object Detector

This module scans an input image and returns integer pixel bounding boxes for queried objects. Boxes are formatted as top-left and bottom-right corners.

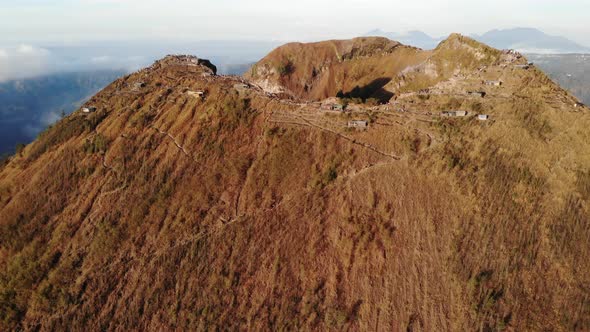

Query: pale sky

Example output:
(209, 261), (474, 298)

(1, 0), (589, 45)
(1, 0), (589, 81)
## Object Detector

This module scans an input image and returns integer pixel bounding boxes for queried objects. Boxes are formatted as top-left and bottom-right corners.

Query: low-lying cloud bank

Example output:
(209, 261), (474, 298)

(0, 45), (53, 82)
(0, 43), (151, 83)
(0, 40), (281, 82)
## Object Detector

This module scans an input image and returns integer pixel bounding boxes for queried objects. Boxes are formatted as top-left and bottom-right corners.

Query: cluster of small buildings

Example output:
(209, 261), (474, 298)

(502, 49), (523, 61)
(441, 110), (490, 121)
(154, 55), (217, 75)
(503, 49), (521, 56)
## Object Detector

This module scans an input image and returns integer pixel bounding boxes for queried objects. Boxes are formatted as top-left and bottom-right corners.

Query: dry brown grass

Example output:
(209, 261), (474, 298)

(246, 37), (430, 102)
(1, 42), (590, 331)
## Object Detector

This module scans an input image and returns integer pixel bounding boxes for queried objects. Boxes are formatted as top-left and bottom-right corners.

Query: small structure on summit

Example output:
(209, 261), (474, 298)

(155, 55), (218, 75)
(574, 102), (586, 108)
(82, 106), (97, 113)
(502, 49), (522, 61)
(477, 114), (489, 121)
(467, 91), (486, 98)
(484, 80), (502, 86)
(348, 120), (368, 129)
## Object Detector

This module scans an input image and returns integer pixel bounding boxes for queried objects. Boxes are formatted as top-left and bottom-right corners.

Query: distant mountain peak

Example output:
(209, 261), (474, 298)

(473, 27), (590, 53)
(366, 27), (590, 54)
(366, 28), (386, 35)
(363, 29), (442, 49)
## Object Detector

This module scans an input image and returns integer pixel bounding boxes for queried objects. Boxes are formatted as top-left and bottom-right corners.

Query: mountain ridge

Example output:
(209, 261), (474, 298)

(246, 34), (505, 102)
(1, 36), (590, 331)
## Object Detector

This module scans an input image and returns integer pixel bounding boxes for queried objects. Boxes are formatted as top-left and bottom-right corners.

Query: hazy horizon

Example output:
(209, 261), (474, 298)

(2, 0), (590, 82)
(2, 0), (590, 45)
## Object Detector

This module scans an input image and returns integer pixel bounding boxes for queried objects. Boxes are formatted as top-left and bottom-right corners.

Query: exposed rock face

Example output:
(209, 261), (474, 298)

(1, 37), (590, 331)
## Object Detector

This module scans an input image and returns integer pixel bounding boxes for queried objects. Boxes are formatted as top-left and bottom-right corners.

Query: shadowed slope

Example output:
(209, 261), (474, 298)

(245, 37), (430, 101)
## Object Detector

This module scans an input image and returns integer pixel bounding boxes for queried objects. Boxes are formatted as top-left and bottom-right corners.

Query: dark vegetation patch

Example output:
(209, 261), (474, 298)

(336, 78), (394, 104)
(277, 59), (295, 76)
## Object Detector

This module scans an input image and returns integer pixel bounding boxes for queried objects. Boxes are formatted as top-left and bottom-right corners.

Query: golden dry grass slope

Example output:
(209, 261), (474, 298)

(245, 36), (430, 102)
(0, 35), (590, 331)
(245, 34), (501, 103)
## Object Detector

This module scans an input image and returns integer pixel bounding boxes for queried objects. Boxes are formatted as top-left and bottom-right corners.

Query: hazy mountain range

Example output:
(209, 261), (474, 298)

(367, 27), (590, 53)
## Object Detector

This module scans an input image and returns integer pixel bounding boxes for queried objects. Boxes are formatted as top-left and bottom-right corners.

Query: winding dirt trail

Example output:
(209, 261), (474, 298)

(150, 125), (192, 157)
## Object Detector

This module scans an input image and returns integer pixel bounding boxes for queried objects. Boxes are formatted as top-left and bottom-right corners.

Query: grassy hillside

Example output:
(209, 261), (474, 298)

(245, 37), (429, 102)
(0, 40), (589, 331)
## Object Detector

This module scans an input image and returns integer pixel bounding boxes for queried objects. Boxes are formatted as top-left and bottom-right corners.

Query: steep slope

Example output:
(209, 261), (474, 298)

(1, 39), (590, 331)
(245, 37), (429, 102)
(383, 34), (504, 94)
(246, 34), (506, 103)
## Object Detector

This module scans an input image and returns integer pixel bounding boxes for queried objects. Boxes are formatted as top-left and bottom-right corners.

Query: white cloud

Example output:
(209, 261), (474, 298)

(0, 43), (144, 82)
(88, 55), (148, 71)
(40, 110), (61, 126)
(0, 45), (52, 82)
(90, 55), (113, 64)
